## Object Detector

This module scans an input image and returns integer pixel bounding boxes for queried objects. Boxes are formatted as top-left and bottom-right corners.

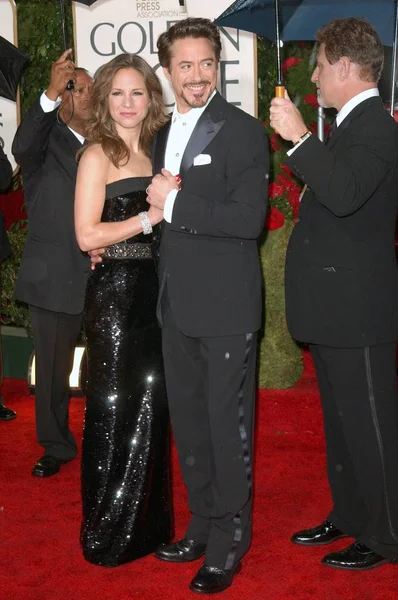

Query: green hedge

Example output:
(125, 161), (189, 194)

(17, 0), (73, 116)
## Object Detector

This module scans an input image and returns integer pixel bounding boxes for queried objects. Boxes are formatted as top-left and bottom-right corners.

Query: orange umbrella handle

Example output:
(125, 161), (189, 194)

(274, 85), (286, 134)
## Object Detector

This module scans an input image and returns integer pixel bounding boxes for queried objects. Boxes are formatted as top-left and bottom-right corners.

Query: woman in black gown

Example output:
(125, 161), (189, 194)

(74, 54), (173, 566)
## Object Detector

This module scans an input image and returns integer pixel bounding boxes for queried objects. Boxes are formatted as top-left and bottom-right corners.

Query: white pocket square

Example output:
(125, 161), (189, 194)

(193, 153), (212, 166)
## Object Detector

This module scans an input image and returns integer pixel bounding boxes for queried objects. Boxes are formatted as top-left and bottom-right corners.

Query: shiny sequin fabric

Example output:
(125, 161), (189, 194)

(81, 177), (173, 566)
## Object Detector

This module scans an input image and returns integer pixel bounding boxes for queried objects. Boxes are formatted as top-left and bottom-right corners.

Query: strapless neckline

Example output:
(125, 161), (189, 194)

(105, 176), (151, 200)
(106, 176), (151, 188)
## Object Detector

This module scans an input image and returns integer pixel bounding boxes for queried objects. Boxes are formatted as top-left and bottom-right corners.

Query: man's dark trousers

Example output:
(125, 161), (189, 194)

(30, 306), (83, 461)
(162, 297), (258, 570)
(310, 342), (398, 559)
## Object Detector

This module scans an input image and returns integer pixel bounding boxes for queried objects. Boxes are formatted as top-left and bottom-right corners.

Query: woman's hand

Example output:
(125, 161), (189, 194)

(88, 248), (105, 270)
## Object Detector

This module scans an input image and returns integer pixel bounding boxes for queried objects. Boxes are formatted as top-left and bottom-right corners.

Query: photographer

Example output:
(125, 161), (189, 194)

(0, 146), (16, 421)
(12, 50), (92, 477)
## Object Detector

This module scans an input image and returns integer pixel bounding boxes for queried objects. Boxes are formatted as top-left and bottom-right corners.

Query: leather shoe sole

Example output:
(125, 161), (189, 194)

(155, 538), (207, 563)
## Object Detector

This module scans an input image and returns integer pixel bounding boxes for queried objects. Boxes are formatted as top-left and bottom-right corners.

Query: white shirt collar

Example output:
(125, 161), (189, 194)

(336, 88), (379, 127)
(68, 126), (85, 145)
(171, 90), (217, 125)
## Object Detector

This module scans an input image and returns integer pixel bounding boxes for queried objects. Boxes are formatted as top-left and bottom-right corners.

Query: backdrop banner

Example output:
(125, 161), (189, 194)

(73, 0), (257, 116)
(0, 0), (19, 172)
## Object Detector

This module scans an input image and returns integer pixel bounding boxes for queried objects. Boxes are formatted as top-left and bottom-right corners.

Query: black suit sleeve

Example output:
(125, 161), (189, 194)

(286, 120), (398, 217)
(169, 123), (269, 239)
(12, 97), (58, 173)
(0, 145), (13, 192)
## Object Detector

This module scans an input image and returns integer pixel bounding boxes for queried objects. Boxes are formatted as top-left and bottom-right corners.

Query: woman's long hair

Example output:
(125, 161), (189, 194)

(84, 54), (167, 166)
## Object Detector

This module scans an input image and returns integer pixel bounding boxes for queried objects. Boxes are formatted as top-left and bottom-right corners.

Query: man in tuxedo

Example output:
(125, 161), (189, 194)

(270, 18), (398, 570)
(146, 18), (269, 594)
(12, 50), (91, 476)
(0, 147), (16, 420)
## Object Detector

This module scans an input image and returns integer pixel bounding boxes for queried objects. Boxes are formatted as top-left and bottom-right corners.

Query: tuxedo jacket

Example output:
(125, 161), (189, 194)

(12, 99), (89, 315)
(285, 96), (398, 347)
(153, 92), (269, 337)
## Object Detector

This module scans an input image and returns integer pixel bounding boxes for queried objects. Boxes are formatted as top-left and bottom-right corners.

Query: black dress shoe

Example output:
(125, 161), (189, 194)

(291, 519), (348, 546)
(0, 403), (17, 420)
(155, 537), (207, 562)
(32, 455), (63, 478)
(189, 562), (242, 594)
(322, 541), (389, 571)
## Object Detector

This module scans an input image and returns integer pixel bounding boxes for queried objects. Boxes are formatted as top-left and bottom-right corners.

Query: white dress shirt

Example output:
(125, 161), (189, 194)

(40, 91), (85, 144)
(287, 87), (380, 156)
(163, 90), (216, 222)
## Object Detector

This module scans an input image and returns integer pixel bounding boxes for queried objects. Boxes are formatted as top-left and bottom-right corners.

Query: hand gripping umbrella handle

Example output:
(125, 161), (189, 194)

(274, 84), (285, 135)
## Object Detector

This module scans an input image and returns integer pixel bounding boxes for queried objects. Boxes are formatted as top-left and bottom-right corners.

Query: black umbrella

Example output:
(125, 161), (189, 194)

(0, 36), (30, 102)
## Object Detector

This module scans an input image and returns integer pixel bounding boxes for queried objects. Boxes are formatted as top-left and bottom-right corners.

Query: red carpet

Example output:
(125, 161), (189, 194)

(0, 353), (395, 600)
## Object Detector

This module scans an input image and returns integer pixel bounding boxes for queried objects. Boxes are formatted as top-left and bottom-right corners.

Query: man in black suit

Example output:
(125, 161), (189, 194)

(270, 18), (398, 570)
(146, 18), (269, 594)
(0, 147), (16, 420)
(12, 50), (92, 476)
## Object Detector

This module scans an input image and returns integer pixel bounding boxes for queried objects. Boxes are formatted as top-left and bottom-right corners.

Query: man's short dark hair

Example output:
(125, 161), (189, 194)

(316, 18), (384, 83)
(157, 18), (222, 70)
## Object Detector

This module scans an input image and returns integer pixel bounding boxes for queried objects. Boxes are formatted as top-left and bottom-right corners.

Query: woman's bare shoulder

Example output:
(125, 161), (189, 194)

(80, 143), (110, 171)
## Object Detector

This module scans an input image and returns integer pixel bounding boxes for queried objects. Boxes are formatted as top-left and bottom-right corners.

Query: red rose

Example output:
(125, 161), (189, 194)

(303, 94), (318, 109)
(281, 164), (293, 178)
(0, 186), (27, 229)
(282, 56), (304, 76)
(264, 206), (285, 231)
(268, 182), (285, 199)
(276, 172), (296, 191)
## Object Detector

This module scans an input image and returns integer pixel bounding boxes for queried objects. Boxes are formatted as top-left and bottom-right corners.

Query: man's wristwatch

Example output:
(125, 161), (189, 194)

(293, 130), (312, 146)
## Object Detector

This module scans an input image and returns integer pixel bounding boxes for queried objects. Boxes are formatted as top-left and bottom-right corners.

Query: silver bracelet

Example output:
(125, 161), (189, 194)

(138, 211), (153, 235)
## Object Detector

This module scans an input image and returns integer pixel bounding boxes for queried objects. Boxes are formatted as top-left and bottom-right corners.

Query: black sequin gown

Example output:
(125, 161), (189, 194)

(81, 177), (173, 567)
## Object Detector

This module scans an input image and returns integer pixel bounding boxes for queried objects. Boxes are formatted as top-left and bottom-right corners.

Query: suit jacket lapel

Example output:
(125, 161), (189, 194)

(153, 118), (171, 175)
(153, 92), (227, 180)
(327, 96), (383, 150)
(179, 106), (226, 180)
